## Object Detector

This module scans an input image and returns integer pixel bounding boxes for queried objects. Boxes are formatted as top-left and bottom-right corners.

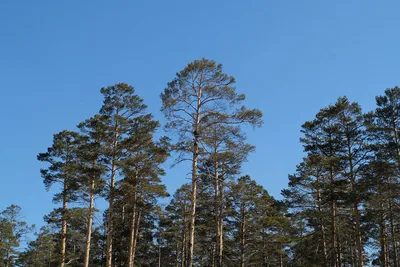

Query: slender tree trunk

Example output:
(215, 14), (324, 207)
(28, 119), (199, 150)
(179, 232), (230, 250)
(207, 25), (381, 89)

(316, 176), (328, 266)
(351, 240), (356, 267)
(106, 128), (119, 267)
(128, 173), (138, 267)
(60, 180), (68, 267)
(181, 215), (187, 267)
(346, 138), (363, 267)
(187, 146), (198, 267)
(240, 207), (246, 267)
(354, 202), (363, 267)
(128, 202), (137, 267)
(211, 244), (216, 267)
(380, 203), (388, 267)
(214, 158), (223, 267)
(214, 160), (219, 265)
(158, 232), (162, 267)
(187, 98), (201, 267)
(329, 165), (338, 267)
(389, 199), (399, 267)
(122, 204), (126, 222)
(337, 229), (342, 267)
(84, 169), (96, 267)
(218, 177), (224, 267)
(175, 240), (180, 267)
(131, 210), (142, 265)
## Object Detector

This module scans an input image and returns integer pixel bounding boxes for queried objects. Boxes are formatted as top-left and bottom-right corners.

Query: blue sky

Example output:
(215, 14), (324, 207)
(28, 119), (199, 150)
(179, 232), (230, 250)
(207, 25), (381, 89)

(1, 1), (400, 230)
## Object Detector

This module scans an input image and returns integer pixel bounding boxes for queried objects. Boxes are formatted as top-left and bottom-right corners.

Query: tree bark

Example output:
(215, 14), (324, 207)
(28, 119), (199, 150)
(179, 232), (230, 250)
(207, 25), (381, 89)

(131, 210), (141, 265)
(316, 175), (328, 266)
(186, 94), (201, 267)
(346, 137), (363, 267)
(181, 213), (187, 267)
(175, 240), (180, 267)
(329, 164), (338, 267)
(389, 199), (399, 267)
(60, 175), (68, 267)
(83, 175), (96, 267)
(218, 177), (224, 267)
(214, 159), (223, 267)
(240, 206), (246, 267)
(158, 232), (162, 267)
(128, 170), (138, 267)
(186, 140), (198, 267)
(106, 128), (119, 267)
(380, 203), (389, 267)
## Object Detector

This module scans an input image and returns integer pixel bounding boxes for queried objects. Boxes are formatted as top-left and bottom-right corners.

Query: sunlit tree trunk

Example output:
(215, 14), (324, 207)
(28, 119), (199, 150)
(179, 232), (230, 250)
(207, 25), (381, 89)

(187, 94), (201, 267)
(83, 175), (96, 267)
(106, 128), (118, 267)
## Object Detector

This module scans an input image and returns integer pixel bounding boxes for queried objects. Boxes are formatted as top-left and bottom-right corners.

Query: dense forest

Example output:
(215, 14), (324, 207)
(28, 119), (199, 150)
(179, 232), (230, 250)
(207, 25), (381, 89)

(1, 58), (400, 267)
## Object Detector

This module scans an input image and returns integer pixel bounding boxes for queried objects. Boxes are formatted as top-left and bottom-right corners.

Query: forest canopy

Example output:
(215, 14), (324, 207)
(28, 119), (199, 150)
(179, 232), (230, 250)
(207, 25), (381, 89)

(2, 59), (400, 267)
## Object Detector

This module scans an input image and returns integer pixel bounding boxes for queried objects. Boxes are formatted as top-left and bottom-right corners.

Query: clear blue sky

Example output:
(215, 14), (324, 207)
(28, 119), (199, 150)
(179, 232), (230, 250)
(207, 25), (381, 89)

(1, 1), (400, 230)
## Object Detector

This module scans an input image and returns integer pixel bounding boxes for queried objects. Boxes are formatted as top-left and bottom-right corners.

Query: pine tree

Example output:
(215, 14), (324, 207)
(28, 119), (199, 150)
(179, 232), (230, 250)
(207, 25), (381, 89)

(165, 184), (192, 267)
(365, 86), (400, 267)
(0, 205), (33, 267)
(227, 176), (290, 267)
(17, 226), (58, 267)
(202, 124), (255, 267)
(282, 154), (330, 266)
(38, 130), (82, 267)
(77, 116), (106, 267)
(94, 83), (151, 267)
(120, 133), (169, 267)
(161, 58), (262, 267)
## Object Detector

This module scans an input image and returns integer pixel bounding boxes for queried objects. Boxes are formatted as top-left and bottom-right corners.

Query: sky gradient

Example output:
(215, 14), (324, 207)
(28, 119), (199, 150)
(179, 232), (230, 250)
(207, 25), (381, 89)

(1, 1), (400, 230)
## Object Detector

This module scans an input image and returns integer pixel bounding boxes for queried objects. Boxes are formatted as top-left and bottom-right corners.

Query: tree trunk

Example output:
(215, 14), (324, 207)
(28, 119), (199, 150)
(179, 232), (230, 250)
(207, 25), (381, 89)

(128, 203), (137, 267)
(316, 176), (328, 266)
(337, 229), (342, 267)
(218, 177), (224, 267)
(214, 159), (223, 267)
(158, 232), (162, 267)
(354, 202), (363, 267)
(240, 207), (246, 267)
(186, 146), (198, 267)
(346, 138), (363, 267)
(181, 226), (186, 267)
(389, 199), (399, 267)
(329, 165), (338, 267)
(186, 97), (201, 267)
(60, 180), (68, 267)
(105, 162), (116, 267)
(175, 240), (180, 267)
(106, 128), (118, 267)
(181, 215), (187, 267)
(131, 210), (142, 265)
(83, 173), (96, 267)
(128, 173), (138, 267)
(380, 203), (389, 267)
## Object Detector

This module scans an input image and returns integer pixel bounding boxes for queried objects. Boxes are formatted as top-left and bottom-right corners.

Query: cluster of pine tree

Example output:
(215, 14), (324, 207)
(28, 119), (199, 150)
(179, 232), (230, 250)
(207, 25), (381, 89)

(1, 58), (400, 267)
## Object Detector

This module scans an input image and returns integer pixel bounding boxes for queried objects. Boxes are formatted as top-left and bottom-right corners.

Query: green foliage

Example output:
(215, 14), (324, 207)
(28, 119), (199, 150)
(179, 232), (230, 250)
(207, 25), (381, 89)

(0, 205), (34, 267)
(11, 62), (400, 267)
